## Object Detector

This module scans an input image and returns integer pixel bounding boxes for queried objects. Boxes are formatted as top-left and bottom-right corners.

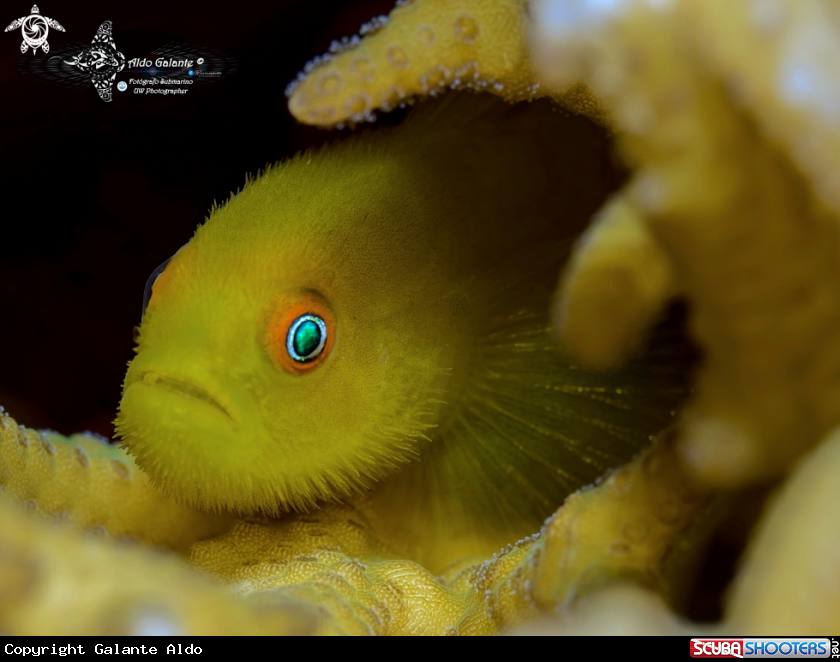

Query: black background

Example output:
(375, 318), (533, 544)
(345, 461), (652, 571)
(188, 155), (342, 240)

(0, 0), (397, 437)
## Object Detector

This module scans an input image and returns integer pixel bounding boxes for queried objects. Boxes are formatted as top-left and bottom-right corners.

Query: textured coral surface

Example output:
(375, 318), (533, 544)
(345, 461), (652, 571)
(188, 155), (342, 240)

(534, 0), (840, 492)
(288, 0), (840, 481)
(0, 410), (704, 634)
(285, 0), (606, 126)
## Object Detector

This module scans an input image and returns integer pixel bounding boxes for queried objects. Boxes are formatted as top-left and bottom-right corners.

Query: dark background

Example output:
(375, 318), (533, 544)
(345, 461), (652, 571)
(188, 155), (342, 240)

(0, 0), (397, 437)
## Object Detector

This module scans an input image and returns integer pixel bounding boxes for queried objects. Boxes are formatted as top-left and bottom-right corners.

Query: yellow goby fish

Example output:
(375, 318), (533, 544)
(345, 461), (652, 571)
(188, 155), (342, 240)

(116, 95), (692, 571)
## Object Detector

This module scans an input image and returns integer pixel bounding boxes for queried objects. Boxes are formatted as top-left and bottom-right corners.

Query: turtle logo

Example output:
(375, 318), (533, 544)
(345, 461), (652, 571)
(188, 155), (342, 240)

(64, 21), (125, 103)
(4, 5), (65, 54)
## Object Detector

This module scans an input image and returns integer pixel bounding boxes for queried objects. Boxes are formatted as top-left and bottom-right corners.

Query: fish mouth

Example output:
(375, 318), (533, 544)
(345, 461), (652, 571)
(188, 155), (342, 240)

(138, 371), (234, 422)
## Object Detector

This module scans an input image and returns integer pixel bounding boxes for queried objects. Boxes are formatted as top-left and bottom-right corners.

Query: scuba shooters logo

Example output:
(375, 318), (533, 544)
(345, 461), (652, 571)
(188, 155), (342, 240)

(690, 638), (835, 659)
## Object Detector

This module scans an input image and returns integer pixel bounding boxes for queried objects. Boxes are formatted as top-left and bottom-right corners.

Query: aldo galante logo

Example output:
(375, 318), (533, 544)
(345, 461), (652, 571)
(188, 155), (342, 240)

(64, 21), (126, 103)
(5, 6), (235, 104)
(4, 4), (64, 54)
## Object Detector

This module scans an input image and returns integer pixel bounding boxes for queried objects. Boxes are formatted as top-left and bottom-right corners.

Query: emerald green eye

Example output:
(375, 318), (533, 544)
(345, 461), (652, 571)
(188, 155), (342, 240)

(287, 315), (328, 363)
(267, 292), (335, 374)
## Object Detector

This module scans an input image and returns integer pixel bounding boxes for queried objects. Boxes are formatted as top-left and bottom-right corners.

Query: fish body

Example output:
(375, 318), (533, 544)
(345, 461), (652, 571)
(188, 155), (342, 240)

(117, 95), (690, 570)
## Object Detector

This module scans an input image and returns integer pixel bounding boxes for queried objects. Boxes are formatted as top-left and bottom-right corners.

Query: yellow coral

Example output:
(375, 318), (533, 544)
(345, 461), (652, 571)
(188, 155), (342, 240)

(282, 0), (840, 632)
(533, 0), (840, 489)
(188, 431), (705, 635)
(520, 423), (840, 636)
(0, 414), (230, 552)
(287, 0), (840, 487)
(0, 496), (319, 636)
(286, 0), (605, 126)
(0, 405), (706, 634)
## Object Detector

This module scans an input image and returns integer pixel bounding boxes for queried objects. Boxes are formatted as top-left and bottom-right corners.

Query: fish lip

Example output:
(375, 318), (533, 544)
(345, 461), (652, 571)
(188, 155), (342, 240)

(138, 370), (234, 423)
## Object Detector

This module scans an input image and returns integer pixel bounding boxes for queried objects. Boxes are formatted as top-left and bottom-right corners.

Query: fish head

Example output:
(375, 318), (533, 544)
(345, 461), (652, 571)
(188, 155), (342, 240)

(117, 147), (464, 515)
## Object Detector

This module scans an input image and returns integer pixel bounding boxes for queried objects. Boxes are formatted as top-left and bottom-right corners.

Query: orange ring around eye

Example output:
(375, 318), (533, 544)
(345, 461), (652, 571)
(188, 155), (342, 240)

(264, 289), (336, 375)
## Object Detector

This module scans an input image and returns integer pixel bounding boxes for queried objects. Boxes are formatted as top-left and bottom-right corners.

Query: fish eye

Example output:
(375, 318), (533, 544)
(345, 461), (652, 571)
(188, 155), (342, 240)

(265, 290), (335, 375)
(287, 315), (328, 363)
(141, 244), (189, 320)
(141, 256), (173, 320)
